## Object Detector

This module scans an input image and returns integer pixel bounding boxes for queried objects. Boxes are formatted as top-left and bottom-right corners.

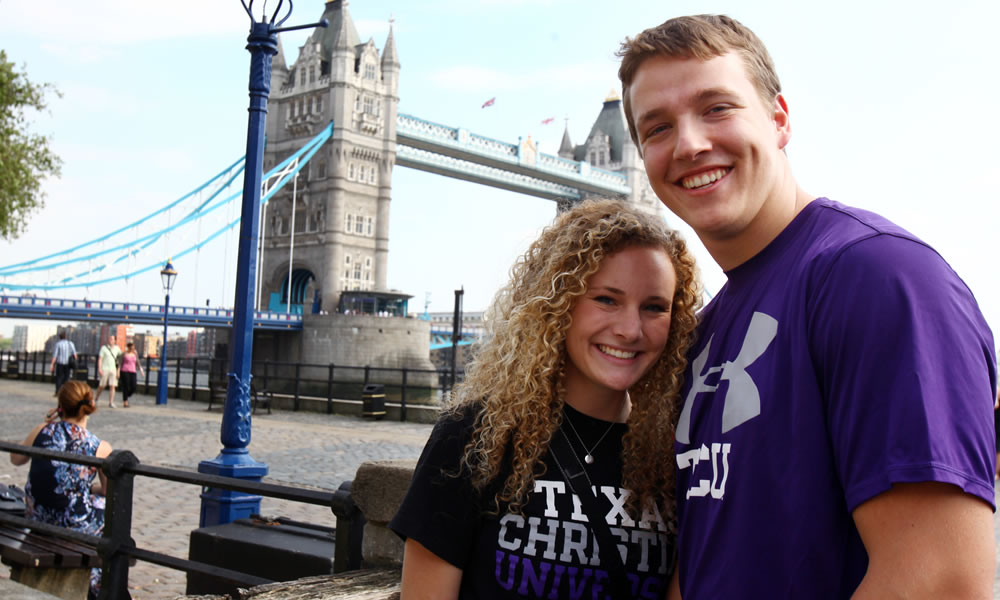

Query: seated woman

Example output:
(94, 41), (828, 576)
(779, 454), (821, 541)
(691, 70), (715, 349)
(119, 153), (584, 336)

(390, 199), (701, 599)
(10, 380), (113, 599)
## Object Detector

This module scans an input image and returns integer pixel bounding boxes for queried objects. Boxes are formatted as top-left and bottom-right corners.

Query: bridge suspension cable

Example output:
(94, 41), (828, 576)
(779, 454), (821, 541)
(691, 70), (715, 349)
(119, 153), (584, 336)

(0, 123), (333, 293)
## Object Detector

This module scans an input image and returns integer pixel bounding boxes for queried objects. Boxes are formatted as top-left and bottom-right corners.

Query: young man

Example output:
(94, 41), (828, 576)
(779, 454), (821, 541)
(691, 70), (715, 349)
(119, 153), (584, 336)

(49, 331), (77, 394)
(618, 15), (996, 599)
(94, 334), (121, 408)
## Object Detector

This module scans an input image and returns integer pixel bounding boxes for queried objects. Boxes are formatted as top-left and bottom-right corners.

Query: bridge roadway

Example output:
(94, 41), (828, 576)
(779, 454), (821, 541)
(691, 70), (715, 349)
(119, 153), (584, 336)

(0, 379), (434, 599)
(0, 295), (303, 331)
(3, 379), (1000, 598)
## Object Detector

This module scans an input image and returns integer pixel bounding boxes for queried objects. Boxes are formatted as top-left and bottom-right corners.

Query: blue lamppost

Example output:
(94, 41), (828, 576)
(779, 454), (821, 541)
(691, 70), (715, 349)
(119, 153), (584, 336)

(156, 260), (178, 406)
(197, 2), (327, 527)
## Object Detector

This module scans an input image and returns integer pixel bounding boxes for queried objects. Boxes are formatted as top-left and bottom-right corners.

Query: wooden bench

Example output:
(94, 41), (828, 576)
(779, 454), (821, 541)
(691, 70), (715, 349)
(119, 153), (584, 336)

(0, 523), (100, 600)
(208, 377), (272, 415)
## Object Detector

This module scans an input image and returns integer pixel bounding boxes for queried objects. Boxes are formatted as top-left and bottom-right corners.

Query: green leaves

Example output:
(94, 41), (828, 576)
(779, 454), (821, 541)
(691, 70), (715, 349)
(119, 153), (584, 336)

(0, 49), (62, 240)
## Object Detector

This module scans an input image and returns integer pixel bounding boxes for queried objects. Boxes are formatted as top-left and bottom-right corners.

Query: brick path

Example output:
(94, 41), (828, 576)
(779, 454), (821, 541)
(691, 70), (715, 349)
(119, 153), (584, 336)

(3, 378), (1000, 598)
(0, 379), (434, 599)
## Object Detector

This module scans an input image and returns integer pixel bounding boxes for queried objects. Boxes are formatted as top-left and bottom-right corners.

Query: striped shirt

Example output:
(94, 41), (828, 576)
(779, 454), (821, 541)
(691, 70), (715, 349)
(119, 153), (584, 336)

(52, 339), (76, 365)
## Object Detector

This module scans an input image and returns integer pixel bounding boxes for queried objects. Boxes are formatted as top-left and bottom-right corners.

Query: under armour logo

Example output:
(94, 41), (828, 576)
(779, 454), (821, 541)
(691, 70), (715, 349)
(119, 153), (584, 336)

(676, 312), (777, 443)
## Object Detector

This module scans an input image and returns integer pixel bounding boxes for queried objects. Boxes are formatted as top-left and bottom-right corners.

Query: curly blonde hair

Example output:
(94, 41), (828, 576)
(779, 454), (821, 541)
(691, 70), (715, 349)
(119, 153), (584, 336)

(447, 197), (702, 519)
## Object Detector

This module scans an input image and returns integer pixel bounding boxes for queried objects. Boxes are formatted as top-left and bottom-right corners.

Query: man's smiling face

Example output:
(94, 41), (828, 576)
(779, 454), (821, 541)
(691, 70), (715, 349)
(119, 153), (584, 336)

(629, 52), (792, 253)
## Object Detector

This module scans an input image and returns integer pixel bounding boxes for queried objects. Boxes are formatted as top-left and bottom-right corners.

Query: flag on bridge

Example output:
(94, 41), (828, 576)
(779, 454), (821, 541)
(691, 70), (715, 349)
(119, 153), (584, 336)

(481, 97), (496, 108)
(541, 117), (555, 125)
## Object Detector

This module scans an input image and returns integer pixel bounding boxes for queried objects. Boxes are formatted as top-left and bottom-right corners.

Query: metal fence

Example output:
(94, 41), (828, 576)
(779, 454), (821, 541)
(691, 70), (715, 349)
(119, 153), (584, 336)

(0, 350), (465, 421)
(0, 440), (364, 599)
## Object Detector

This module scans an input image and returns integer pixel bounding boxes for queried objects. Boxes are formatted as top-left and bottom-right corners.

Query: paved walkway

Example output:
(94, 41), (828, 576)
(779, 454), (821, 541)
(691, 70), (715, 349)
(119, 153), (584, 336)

(0, 379), (434, 599)
(3, 379), (1000, 598)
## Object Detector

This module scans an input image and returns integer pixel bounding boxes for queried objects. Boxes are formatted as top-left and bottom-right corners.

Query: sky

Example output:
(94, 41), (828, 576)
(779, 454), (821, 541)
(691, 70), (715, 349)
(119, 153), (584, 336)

(1, 0), (999, 341)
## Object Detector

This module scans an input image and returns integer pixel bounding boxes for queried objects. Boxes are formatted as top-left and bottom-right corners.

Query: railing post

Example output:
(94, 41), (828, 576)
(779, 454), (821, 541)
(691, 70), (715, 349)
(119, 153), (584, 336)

(99, 449), (139, 600)
(144, 355), (151, 393)
(331, 481), (365, 573)
(327, 363), (335, 415)
(293, 363), (301, 412)
(191, 357), (199, 400)
(364, 365), (370, 386)
(400, 368), (408, 422)
(174, 357), (182, 398)
(31, 350), (38, 380)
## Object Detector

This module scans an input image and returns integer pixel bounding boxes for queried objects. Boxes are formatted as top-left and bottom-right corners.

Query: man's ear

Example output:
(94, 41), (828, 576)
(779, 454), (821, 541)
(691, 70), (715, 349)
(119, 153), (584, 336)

(774, 93), (792, 150)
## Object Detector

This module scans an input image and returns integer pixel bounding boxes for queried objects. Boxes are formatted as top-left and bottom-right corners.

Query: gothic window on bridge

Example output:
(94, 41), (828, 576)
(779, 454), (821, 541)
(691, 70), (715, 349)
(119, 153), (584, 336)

(345, 214), (354, 234)
(348, 163), (356, 180)
(354, 96), (360, 112)
(316, 160), (327, 179)
(364, 63), (376, 81)
(321, 60), (330, 76)
(359, 165), (366, 182)
(299, 68), (305, 87)
(366, 217), (373, 236)
(309, 65), (316, 84)
(354, 217), (364, 235)
(363, 96), (375, 115)
(354, 263), (362, 280)
(368, 167), (376, 185)
(316, 95), (323, 113)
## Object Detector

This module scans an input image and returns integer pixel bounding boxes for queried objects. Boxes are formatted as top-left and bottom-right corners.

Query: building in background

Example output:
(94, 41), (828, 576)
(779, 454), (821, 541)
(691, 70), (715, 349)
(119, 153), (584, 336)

(11, 324), (57, 352)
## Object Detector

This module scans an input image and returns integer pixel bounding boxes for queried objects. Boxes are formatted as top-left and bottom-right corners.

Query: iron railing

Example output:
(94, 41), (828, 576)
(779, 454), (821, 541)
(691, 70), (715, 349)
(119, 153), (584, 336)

(0, 440), (363, 599)
(0, 350), (464, 421)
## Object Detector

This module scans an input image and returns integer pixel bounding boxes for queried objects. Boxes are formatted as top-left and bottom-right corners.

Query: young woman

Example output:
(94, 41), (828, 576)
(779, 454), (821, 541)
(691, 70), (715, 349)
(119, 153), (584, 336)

(391, 198), (701, 599)
(11, 380), (113, 599)
(119, 341), (143, 408)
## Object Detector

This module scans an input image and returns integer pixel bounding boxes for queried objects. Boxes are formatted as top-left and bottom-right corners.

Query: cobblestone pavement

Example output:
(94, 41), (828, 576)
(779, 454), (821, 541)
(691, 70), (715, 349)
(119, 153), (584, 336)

(0, 379), (434, 599)
(4, 379), (1000, 598)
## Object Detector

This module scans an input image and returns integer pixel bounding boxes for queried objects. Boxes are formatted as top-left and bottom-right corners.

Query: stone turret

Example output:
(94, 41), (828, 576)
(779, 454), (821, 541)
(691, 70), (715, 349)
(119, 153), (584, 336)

(261, 0), (400, 313)
(564, 91), (661, 213)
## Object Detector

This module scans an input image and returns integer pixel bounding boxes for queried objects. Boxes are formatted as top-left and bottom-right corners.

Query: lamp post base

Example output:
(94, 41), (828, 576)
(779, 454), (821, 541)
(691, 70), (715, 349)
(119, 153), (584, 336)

(198, 448), (268, 527)
(156, 369), (170, 405)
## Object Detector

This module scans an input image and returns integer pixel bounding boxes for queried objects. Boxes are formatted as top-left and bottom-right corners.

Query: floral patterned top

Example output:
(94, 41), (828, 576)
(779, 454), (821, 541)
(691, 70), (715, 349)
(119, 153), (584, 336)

(25, 420), (105, 535)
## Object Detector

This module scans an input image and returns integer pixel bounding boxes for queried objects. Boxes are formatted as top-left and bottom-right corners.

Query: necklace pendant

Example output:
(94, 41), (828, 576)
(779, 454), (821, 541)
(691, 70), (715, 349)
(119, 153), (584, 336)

(584, 454), (594, 464)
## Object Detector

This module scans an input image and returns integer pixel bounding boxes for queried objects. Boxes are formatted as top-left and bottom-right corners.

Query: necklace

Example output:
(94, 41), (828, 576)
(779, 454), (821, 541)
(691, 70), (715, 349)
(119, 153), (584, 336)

(563, 409), (617, 465)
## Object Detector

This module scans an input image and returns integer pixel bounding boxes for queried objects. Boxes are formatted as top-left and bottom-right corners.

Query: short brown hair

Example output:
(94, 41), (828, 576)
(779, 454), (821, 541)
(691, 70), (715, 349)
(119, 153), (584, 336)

(618, 14), (781, 150)
(58, 380), (96, 418)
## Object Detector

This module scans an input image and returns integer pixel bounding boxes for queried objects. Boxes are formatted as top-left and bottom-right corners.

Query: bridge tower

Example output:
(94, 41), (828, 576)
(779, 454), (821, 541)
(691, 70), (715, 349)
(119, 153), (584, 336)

(558, 90), (663, 214)
(262, 0), (399, 313)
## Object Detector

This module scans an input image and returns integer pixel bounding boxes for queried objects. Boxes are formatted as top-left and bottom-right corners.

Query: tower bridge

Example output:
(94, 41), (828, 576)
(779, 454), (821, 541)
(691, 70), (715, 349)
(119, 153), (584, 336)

(1, 0), (661, 367)
(257, 0), (660, 317)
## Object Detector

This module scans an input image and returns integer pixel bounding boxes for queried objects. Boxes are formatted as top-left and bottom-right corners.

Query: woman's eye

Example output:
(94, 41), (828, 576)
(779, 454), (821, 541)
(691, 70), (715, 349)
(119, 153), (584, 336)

(644, 303), (670, 313)
(594, 295), (615, 305)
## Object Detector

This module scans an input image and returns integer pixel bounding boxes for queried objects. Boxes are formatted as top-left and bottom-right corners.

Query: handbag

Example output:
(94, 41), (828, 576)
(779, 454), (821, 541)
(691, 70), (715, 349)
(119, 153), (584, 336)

(549, 427), (633, 598)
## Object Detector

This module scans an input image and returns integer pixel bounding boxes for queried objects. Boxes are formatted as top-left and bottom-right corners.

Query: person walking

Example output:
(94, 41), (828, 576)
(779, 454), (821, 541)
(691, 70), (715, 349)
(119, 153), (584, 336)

(119, 342), (143, 408)
(94, 334), (121, 408)
(48, 331), (77, 395)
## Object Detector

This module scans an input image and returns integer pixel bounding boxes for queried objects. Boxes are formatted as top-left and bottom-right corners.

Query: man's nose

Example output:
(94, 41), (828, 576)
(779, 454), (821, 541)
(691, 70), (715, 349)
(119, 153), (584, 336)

(673, 118), (711, 161)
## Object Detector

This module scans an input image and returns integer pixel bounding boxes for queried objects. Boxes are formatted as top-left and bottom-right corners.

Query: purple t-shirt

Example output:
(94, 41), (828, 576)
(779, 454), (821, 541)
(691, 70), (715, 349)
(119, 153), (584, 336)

(675, 198), (996, 598)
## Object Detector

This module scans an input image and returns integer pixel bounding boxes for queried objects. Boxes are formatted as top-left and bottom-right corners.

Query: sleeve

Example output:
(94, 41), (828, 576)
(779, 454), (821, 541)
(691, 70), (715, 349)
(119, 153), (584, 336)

(809, 234), (997, 512)
(389, 410), (485, 570)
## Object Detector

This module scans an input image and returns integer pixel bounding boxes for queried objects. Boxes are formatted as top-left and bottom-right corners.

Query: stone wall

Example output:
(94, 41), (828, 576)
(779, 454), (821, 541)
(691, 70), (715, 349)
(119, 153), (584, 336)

(255, 313), (438, 390)
(350, 459), (417, 568)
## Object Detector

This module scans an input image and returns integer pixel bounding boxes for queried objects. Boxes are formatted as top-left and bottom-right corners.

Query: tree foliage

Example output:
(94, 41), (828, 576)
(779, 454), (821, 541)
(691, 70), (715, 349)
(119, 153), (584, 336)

(0, 50), (62, 241)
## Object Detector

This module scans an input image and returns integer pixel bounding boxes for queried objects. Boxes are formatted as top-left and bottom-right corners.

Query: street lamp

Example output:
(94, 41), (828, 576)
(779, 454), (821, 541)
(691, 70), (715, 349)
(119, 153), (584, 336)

(156, 260), (178, 406)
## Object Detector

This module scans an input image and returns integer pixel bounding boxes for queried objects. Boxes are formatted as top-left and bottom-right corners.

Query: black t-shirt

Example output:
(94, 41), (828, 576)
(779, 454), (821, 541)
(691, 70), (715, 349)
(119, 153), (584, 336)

(390, 404), (673, 599)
